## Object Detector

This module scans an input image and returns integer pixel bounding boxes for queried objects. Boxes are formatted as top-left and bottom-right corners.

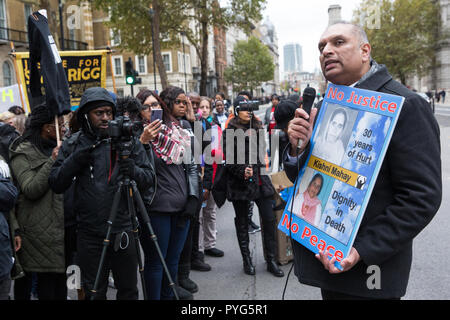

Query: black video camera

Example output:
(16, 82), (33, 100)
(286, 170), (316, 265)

(238, 100), (260, 112)
(107, 116), (143, 139)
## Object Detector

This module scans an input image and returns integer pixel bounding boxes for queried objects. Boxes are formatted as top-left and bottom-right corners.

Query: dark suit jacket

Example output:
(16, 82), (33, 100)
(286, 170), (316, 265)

(283, 64), (442, 298)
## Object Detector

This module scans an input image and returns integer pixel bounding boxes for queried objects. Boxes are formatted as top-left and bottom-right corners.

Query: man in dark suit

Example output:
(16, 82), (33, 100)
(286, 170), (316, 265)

(283, 21), (442, 299)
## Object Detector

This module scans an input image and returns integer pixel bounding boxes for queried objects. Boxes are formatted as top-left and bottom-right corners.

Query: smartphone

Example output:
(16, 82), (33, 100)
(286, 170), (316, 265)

(151, 109), (163, 123)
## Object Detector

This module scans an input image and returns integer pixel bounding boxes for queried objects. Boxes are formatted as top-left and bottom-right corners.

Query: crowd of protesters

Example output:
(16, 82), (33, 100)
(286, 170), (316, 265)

(0, 84), (301, 300)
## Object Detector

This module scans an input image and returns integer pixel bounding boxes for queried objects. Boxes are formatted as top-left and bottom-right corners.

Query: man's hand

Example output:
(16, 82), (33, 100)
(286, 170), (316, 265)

(287, 107), (318, 156)
(244, 166), (253, 180)
(185, 97), (196, 122)
(14, 235), (22, 252)
(315, 247), (361, 274)
(51, 145), (61, 161)
(119, 158), (136, 179)
(71, 146), (94, 167)
(203, 189), (210, 202)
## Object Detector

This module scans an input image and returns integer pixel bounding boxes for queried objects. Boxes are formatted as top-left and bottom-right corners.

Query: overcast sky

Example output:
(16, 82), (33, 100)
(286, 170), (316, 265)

(262, 0), (363, 75)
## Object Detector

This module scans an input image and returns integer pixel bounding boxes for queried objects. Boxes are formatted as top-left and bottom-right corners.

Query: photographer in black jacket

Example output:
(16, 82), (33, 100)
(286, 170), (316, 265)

(222, 96), (284, 277)
(49, 87), (155, 300)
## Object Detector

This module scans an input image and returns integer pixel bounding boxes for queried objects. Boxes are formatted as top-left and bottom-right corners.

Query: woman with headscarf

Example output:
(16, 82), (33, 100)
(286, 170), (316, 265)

(9, 104), (66, 300)
(312, 107), (348, 165)
(291, 173), (324, 227)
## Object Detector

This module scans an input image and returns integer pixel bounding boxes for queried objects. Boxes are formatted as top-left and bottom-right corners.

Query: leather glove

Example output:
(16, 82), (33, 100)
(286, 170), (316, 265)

(71, 146), (93, 168)
(119, 158), (136, 179)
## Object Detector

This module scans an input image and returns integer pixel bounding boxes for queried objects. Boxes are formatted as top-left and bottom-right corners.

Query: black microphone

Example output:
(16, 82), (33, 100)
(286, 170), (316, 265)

(297, 87), (316, 150)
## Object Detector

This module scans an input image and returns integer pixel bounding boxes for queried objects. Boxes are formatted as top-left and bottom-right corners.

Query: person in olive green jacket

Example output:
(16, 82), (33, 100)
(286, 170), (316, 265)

(9, 104), (66, 300)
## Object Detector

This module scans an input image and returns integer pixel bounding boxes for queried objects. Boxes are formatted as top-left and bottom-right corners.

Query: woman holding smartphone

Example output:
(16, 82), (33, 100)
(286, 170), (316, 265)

(135, 89), (199, 300)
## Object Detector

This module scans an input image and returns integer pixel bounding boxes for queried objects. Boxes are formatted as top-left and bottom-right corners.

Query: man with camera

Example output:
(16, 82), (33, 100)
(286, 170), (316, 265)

(49, 87), (155, 300)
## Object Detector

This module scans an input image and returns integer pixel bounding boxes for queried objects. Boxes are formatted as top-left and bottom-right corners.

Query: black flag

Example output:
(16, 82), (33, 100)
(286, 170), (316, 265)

(27, 11), (71, 116)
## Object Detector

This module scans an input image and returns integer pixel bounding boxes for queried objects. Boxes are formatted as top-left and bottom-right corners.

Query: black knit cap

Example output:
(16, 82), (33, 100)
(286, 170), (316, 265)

(30, 103), (54, 128)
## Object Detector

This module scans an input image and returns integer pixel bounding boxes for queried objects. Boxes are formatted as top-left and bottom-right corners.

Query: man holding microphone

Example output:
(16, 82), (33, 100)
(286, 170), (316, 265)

(284, 22), (441, 300)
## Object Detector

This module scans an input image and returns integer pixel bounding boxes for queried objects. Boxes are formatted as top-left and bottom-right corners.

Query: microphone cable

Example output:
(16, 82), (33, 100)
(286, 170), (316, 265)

(281, 146), (302, 300)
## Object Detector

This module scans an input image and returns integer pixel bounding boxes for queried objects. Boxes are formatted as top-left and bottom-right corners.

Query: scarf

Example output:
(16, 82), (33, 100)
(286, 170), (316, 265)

(151, 121), (191, 165)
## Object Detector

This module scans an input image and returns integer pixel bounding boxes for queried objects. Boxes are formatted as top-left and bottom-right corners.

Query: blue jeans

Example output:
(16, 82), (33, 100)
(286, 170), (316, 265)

(140, 214), (190, 300)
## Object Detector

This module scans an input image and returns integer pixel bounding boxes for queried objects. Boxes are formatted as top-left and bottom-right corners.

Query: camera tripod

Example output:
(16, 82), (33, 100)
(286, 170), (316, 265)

(90, 156), (179, 300)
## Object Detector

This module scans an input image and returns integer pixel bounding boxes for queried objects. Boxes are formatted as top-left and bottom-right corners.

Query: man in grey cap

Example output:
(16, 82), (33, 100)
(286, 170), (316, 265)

(49, 87), (155, 300)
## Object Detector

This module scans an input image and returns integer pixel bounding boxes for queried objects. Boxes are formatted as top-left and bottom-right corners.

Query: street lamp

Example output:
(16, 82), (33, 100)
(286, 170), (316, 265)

(180, 31), (187, 92)
(231, 52), (234, 105)
(58, 0), (65, 50)
(149, 6), (157, 91)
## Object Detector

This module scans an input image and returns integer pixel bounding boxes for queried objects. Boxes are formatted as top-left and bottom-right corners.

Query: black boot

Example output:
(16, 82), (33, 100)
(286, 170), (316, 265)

(191, 252), (212, 272)
(261, 218), (284, 277)
(178, 263), (198, 293)
(234, 217), (255, 275)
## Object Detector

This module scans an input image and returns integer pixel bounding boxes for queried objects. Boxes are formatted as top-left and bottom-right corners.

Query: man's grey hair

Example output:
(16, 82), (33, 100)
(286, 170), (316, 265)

(187, 92), (200, 99)
(329, 20), (370, 45)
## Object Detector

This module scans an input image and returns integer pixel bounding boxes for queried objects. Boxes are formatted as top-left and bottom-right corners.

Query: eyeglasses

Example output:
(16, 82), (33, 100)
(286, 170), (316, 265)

(174, 99), (188, 106)
(142, 102), (160, 110)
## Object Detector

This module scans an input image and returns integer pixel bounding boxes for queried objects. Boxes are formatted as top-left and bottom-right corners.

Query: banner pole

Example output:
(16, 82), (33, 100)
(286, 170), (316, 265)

(55, 115), (61, 146)
(107, 44), (117, 94)
(9, 41), (27, 113)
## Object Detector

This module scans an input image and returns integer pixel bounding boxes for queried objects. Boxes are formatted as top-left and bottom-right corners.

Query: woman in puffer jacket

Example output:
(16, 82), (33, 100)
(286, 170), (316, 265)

(9, 104), (66, 300)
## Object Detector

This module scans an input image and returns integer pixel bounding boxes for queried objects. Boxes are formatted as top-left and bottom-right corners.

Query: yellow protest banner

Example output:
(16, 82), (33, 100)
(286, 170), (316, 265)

(14, 50), (108, 113)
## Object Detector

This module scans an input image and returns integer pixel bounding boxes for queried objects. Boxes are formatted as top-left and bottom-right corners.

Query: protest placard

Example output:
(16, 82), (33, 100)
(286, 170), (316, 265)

(278, 84), (404, 269)
(0, 84), (27, 113)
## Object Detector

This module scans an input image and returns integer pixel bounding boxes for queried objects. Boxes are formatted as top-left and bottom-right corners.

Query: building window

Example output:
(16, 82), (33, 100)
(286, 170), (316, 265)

(162, 52), (172, 73)
(113, 56), (123, 76)
(116, 88), (124, 97)
(68, 28), (77, 50)
(24, 3), (33, 28)
(0, 0), (7, 39)
(3, 61), (13, 86)
(135, 55), (147, 74)
(178, 52), (190, 74)
(110, 29), (121, 46)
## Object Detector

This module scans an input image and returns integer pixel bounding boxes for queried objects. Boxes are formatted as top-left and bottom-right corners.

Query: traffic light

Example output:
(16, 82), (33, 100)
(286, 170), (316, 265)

(133, 69), (142, 85)
(124, 58), (142, 85)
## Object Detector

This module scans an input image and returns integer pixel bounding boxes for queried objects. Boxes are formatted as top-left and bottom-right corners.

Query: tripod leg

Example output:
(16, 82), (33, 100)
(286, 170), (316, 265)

(91, 182), (123, 300)
(130, 181), (180, 300)
(125, 182), (148, 300)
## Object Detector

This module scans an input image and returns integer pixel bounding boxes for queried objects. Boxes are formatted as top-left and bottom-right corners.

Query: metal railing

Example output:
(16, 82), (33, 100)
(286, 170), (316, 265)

(0, 27), (88, 51)
(0, 27), (28, 43)
(61, 38), (88, 51)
